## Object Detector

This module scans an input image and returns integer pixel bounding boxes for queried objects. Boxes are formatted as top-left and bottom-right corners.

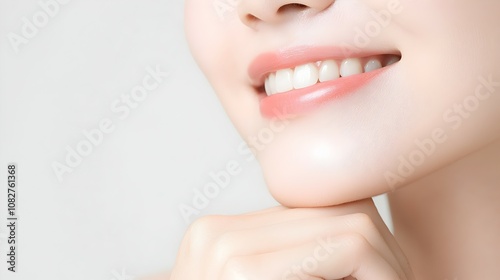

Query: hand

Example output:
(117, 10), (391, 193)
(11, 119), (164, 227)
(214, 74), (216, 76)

(169, 198), (414, 280)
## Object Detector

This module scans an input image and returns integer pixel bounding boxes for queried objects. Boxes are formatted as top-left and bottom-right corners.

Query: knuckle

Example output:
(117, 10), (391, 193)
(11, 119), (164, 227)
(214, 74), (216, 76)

(185, 215), (228, 249)
(213, 232), (238, 259)
(187, 215), (223, 237)
(186, 216), (240, 262)
(347, 213), (375, 230)
(341, 232), (372, 256)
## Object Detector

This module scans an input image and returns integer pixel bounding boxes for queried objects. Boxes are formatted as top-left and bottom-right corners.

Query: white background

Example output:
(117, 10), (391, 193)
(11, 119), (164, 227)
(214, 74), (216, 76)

(0, 1), (391, 279)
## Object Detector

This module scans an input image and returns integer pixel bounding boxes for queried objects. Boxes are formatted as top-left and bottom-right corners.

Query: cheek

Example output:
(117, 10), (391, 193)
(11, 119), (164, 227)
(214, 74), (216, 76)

(185, 3), (265, 139)
(184, 1), (236, 81)
(400, 1), (500, 143)
(185, 5), (216, 71)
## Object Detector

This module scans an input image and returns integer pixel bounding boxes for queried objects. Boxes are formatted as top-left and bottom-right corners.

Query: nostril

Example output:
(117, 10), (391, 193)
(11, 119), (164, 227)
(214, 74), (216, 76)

(245, 14), (259, 23)
(277, 3), (308, 14)
(244, 4), (307, 23)
(239, 2), (324, 28)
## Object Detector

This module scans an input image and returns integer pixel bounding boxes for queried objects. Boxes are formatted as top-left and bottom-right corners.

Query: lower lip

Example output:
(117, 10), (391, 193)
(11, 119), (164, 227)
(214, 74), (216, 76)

(260, 67), (384, 119)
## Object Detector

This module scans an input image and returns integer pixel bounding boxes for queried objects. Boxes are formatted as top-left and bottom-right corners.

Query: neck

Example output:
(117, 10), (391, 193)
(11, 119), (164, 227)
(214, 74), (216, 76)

(389, 142), (500, 280)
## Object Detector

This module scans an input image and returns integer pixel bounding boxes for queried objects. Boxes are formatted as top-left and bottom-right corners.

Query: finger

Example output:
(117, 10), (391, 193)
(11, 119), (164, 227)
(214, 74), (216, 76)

(239, 199), (413, 273)
(219, 234), (402, 280)
(237, 199), (392, 239)
(181, 201), (371, 262)
(226, 199), (377, 231)
(207, 213), (405, 278)
(242, 205), (288, 215)
(311, 233), (403, 280)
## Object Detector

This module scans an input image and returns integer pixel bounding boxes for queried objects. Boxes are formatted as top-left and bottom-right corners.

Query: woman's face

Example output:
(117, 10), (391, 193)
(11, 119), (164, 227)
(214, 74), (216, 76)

(185, 0), (500, 207)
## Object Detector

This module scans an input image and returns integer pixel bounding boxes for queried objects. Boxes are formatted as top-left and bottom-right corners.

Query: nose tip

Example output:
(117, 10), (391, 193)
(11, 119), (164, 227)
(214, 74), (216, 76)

(238, 0), (335, 29)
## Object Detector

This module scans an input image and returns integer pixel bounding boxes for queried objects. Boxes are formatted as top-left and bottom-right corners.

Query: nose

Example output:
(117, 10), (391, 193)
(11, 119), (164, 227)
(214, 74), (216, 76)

(238, 0), (335, 29)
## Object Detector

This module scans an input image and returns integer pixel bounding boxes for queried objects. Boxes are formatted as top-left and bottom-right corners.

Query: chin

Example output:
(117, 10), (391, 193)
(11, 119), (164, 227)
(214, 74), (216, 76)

(256, 133), (394, 207)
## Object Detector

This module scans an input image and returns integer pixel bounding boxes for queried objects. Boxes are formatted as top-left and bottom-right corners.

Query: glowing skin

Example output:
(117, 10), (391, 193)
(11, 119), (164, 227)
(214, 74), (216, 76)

(155, 0), (500, 279)
(185, 0), (500, 206)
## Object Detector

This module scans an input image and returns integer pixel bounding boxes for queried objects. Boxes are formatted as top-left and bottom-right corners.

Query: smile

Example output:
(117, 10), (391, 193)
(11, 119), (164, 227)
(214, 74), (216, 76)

(249, 46), (401, 118)
(264, 55), (399, 96)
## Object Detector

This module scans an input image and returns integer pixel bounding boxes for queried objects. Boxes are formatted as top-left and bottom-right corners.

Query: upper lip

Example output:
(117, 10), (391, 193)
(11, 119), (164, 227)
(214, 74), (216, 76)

(248, 45), (400, 88)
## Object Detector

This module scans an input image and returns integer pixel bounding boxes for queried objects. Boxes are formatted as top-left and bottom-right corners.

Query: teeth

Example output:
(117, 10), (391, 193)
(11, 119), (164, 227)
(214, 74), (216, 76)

(364, 59), (382, 73)
(266, 73), (277, 95)
(275, 69), (294, 93)
(264, 75), (272, 95)
(319, 60), (340, 82)
(293, 63), (319, 89)
(385, 55), (399, 66)
(263, 55), (400, 96)
(340, 58), (363, 77)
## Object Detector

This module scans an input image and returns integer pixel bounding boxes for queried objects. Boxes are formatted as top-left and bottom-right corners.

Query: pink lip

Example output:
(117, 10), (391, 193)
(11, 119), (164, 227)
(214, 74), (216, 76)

(248, 46), (390, 119)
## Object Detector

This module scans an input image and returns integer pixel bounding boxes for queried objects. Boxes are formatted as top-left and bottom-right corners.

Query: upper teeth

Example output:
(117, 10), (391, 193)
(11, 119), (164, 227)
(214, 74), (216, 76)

(264, 55), (399, 96)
